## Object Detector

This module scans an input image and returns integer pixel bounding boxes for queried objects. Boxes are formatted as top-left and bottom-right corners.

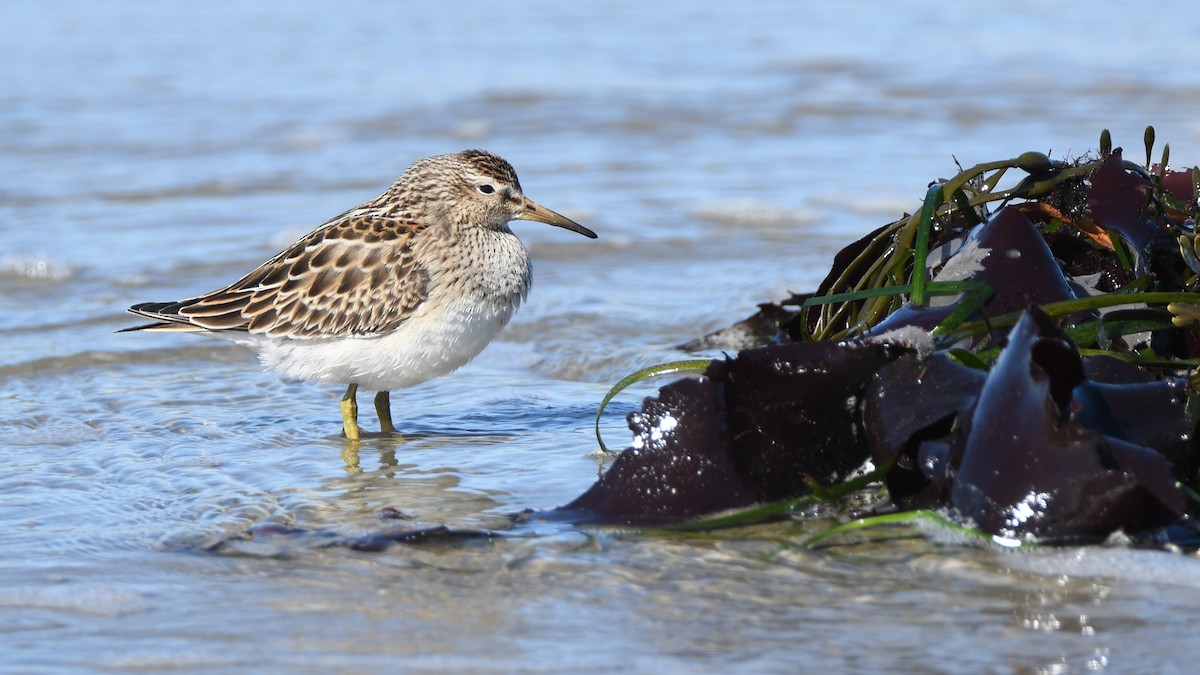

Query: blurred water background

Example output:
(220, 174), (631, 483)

(3, 1), (1200, 671)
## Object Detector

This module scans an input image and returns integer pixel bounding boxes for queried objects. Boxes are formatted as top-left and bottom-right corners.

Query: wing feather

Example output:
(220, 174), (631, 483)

(125, 215), (430, 338)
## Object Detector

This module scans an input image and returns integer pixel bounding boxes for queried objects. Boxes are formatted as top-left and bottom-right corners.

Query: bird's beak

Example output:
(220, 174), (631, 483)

(518, 197), (598, 239)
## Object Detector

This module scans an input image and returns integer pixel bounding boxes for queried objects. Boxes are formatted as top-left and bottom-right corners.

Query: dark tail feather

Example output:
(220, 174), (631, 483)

(117, 318), (197, 332)
(118, 301), (202, 333)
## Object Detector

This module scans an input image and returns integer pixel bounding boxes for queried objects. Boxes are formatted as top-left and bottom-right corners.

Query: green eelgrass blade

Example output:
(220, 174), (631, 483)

(955, 330), (1200, 373)
(800, 279), (987, 310)
(662, 460), (892, 532)
(1074, 349), (1200, 369)
(1107, 230), (1133, 270)
(801, 284), (915, 309)
(945, 348), (989, 370)
(949, 184), (983, 227)
(594, 359), (712, 453)
(910, 183), (943, 308)
(1193, 166), (1200, 221)
(1182, 482), (1200, 506)
(1080, 308), (1174, 348)
(798, 509), (1027, 549)
(929, 281), (994, 339)
(949, 291), (1200, 341)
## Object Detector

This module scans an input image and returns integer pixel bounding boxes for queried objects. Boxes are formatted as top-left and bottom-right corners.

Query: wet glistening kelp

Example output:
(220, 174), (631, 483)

(566, 128), (1200, 549)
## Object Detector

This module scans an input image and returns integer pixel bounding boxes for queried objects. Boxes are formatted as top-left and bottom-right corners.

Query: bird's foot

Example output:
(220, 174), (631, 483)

(341, 384), (361, 441)
(375, 391), (397, 434)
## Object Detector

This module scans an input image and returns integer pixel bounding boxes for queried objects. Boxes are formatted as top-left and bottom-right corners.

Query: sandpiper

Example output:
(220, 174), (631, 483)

(122, 150), (597, 440)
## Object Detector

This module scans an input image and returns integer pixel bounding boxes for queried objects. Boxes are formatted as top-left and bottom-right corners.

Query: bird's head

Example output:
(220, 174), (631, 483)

(393, 150), (596, 239)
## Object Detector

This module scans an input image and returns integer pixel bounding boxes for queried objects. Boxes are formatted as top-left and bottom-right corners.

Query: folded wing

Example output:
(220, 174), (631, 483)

(123, 215), (429, 339)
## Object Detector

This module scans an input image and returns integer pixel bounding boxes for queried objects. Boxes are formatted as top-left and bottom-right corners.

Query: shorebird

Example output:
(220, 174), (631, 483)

(122, 150), (596, 440)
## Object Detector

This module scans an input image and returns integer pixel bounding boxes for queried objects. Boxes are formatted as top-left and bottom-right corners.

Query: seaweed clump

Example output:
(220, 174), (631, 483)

(559, 128), (1200, 547)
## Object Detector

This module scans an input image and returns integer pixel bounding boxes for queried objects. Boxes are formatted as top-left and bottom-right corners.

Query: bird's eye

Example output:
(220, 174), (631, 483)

(477, 184), (496, 195)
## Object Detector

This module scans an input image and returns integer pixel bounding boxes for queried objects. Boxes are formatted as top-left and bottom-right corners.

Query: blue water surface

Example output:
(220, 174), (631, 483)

(2, 1), (1199, 671)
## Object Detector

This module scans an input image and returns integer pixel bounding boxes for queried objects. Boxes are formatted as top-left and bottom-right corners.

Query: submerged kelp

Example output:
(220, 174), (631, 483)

(569, 129), (1200, 546)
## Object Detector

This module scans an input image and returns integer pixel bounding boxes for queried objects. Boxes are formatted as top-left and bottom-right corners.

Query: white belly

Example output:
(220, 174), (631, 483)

(243, 225), (532, 392)
(252, 291), (521, 391)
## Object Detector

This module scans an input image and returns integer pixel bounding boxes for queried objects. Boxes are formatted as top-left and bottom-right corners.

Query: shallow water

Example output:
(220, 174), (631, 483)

(4, 1), (1200, 671)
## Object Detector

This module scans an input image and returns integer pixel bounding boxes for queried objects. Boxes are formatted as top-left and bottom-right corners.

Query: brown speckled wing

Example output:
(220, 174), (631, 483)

(130, 215), (430, 338)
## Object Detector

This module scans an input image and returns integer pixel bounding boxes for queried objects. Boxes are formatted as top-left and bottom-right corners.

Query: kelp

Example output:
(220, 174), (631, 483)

(562, 339), (907, 525)
(564, 128), (1200, 548)
(871, 306), (1190, 544)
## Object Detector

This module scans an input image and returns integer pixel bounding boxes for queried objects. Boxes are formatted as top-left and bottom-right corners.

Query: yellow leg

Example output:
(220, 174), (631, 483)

(341, 383), (361, 441)
(375, 390), (396, 434)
